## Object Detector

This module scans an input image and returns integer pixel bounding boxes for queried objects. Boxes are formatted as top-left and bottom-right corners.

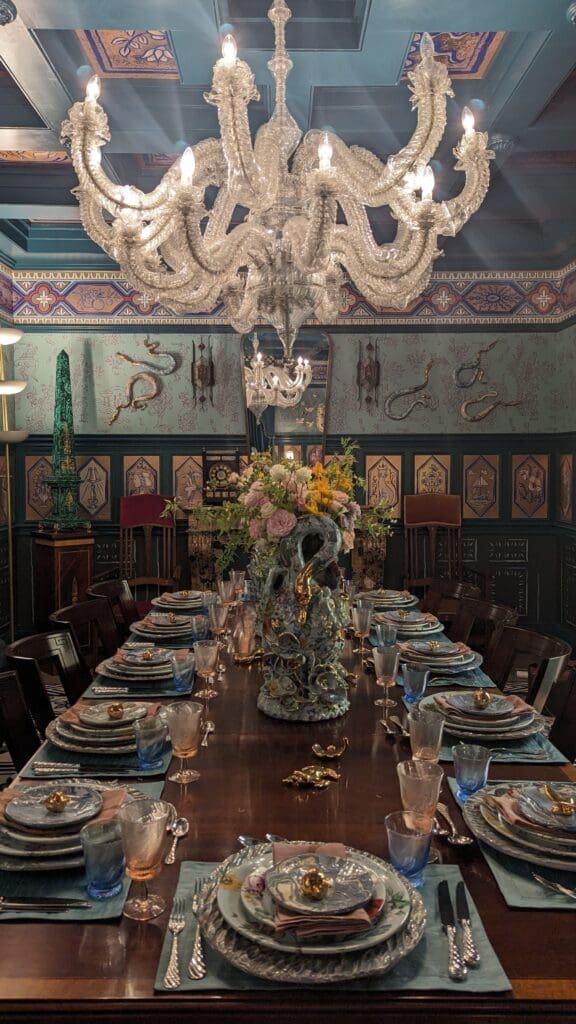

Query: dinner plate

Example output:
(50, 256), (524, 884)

(59, 720), (138, 744)
(200, 842), (426, 983)
(96, 659), (173, 681)
(463, 785), (576, 871)
(441, 712), (535, 733)
(0, 851), (85, 872)
(426, 653), (483, 675)
(381, 610), (429, 625)
(443, 719), (543, 742)
(0, 829), (82, 858)
(148, 612), (193, 627)
(484, 794), (576, 851)
(401, 650), (478, 669)
(78, 702), (149, 728)
(517, 784), (576, 833)
(266, 853), (375, 915)
(402, 639), (464, 657)
(216, 851), (411, 956)
(4, 784), (102, 831)
(120, 649), (172, 666)
(46, 720), (137, 755)
(358, 590), (418, 608)
(442, 693), (516, 718)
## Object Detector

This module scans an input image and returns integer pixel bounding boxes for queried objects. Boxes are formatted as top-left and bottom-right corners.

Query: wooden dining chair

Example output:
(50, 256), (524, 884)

(86, 579), (139, 636)
(6, 631), (91, 727)
(448, 596), (519, 652)
(119, 494), (180, 598)
(483, 625), (572, 713)
(49, 598), (122, 669)
(0, 670), (42, 772)
(547, 663), (576, 761)
(403, 494), (462, 590)
(420, 578), (481, 616)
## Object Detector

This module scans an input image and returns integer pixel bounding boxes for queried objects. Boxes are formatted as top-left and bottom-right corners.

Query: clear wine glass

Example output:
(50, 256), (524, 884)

(373, 645), (399, 710)
(208, 601), (229, 646)
(352, 603), (373, 662)
(164, 701), (203, 784)
(117, 799), (174, 921)
(217, 578), (236, 606)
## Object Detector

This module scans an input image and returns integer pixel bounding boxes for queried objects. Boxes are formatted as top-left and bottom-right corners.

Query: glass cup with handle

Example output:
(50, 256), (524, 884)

(373, 645), (399, 710)
(164, 701), (204, 784)
(396, 759), (444, 831)
(408, 706), (445, 762)
(117, 798), (175, 921)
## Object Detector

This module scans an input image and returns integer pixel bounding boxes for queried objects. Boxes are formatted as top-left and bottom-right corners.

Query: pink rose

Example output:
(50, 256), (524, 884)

(244, 483), (267, 508)
(332, 490), (349, 503)
(248, 518), (265, 540)
(266, 508), (297, 539)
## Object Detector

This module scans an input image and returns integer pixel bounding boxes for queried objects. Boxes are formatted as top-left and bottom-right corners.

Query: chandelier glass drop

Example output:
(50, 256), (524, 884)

(62, 0), (494, 359)
(244, 334), (312, 422)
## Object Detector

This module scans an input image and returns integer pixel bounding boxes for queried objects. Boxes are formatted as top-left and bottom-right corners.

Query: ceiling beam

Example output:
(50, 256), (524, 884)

(0, 14), (71, 129)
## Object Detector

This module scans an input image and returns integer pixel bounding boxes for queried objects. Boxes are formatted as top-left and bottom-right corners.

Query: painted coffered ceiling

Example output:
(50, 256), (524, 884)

(0, 0), (573, 279)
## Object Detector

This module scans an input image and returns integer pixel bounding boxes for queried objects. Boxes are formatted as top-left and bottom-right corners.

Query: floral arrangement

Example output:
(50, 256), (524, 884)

(200, 439), (392, 571)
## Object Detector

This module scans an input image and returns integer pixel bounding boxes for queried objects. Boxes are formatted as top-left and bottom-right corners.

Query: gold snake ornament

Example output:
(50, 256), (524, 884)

(109, 337), (178, 425)
(452, 337), (501, 388)
(459, 389), (522, 422)
(383, 359), (437, 420)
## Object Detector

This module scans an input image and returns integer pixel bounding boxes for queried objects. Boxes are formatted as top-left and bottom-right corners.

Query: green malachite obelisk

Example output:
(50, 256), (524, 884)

(44, 350), (85, 531)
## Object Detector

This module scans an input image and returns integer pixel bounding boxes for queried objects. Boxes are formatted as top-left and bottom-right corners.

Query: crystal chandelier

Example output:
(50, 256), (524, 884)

(244, 334), (312, 422)
(62, 0), (494, 355)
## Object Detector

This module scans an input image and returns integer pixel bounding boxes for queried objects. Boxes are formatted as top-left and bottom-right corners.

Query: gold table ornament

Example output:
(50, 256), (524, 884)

(298, 867), (333, 902)
(107, 702), (125, 720)
(311, 737), (349, 760)
(282, 765), (341, 789)
(45, 790), (72, 814)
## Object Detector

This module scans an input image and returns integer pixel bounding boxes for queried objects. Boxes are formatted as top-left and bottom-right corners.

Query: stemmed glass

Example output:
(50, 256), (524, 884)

(217, 578), (236, 606)
(194, 639), (219, 728)
(117, 799), (174, 921)
(351, 601), (373, 662)
(164, 701), (203, 784)
(208, 601), (229, 646)
(373, 645), (399, 712)
(231, 570), (246, 603)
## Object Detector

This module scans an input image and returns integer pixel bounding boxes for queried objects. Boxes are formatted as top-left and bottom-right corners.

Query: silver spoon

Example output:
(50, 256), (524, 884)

(165, 817), (189, 864)
(201, 721), (215, 747)
(238, 834), (263, 847)
(389, 715), (410, 738)
(436, 802), (474, 846)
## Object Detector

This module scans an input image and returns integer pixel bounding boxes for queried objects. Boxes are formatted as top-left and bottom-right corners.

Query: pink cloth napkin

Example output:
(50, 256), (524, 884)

(60, 699), (160, 725)
(434, 693), (534, 722)
(0, 786), (127, 835)
(271, 843), (383, 939)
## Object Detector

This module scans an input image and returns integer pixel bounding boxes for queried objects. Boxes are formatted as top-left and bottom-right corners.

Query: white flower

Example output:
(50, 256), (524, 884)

(295, 466), (312, 482)
(270, 464), (289, 482)
(260, 501), (276, 518)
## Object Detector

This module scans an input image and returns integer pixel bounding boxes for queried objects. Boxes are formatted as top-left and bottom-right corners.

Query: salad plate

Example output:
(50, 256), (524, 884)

(478, 803), (576, 860)
(442, 693), (516, 718)
(517, 784), (576, 833)
(78, 702), (149, 728)
(4, 784), (102, 831)
(266, 853), (374, 915)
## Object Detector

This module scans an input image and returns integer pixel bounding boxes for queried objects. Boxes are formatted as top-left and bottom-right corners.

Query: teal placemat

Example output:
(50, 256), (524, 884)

(86, 675), (193, 699)
(439, 732), (567, 764)
(426, 667), (496, 688)
(447, 778), (576, 910)
(0, 780), (164, 921)
(154, 862), (511, 993)
(21, 741), (173, 779)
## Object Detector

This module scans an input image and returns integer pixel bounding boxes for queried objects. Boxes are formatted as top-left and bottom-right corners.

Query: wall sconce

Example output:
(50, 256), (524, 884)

(0, 326), (28, 641)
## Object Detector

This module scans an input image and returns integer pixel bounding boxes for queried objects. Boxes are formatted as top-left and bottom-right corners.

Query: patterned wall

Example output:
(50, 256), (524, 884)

(12, 331), (246, 436)
(328, 327), (576, 435)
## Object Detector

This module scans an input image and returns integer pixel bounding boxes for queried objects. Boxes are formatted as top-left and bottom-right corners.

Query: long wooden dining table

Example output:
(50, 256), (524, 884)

(0, 643), (575, 1024)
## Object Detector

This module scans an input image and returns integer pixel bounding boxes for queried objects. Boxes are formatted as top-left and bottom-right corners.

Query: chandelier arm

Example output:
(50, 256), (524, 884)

(435, 135), (494, 237)
(333, 222), (441, 303)
(122, 245), (224, 310)
(335, 200), (435, 280)
(283, 192), (337, 274)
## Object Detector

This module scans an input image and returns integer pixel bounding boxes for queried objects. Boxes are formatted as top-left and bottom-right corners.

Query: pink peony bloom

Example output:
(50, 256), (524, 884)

(332, 490), (350, 503)
(266, 508), (297, 539)
(248, 518), (265, 540)
(244, 483), (266, 508)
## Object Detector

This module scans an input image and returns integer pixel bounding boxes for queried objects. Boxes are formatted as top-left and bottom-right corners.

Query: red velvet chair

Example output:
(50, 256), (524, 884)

(119, 495), (180, 615)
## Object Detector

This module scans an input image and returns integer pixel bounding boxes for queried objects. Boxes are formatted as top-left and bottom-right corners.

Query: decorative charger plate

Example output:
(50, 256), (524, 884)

(401, 651), (478, 669)
(419, 652), (483, 675)
(382, 610), (429, 625)
(266, 853), (374, 916)
(53, 719), (137, 749)
(478, 804), (576, 860)
(148, 613), (193, 626)
(462, 785), (576, 871)
(218, 850), (411, 956)
(0, 830), (82, 858)
(4, 784), (102, 831)
(78, 702), (149, 728)
(46, 720), (137, 755)
(517, 784), (576, 833)
(0, 851), (85, 872)
(199, 842), (426, 984)
(402, 640), (466, 657)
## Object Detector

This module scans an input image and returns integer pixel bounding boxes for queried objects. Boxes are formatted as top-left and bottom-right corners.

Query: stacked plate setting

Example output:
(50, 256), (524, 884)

(131, 611), (201, 643)
(196, 844), (427, 984)
(0, 783), (103, 872)
(46, 701), (150, 755)
(463, 781), (576, 871)
(357, 589), (419, 610)
(398, 639), (483, 675)
(373, 608), (443, 637)
(420, 692), (545, 742)
(96, 646), (176, 688)
(151, 590), (205, 612)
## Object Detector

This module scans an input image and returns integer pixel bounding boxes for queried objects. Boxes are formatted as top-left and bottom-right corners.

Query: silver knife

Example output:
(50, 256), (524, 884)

(456, 881), (481, 967)
(0, 897), (92, 910)
(438, 881), (467, 981)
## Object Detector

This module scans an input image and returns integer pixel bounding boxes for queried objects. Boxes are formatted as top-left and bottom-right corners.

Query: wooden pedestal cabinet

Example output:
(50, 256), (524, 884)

(33, 530), (94, 627)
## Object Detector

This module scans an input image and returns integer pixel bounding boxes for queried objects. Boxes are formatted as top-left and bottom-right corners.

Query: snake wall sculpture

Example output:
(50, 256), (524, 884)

(383, 358), (437, 420)
(452, 336), (501, 388)
(459, 389), (522, 422)
(108, 337), (178, 424)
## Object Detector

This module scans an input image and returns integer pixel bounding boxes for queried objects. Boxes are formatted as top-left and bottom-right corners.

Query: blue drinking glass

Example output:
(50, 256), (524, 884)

(80, 821), (125, 900)
(133, 717), (168, 770)
(452, 743), (491, 801)
(385, 811), (432, 888)
(402, 663), (430, 704)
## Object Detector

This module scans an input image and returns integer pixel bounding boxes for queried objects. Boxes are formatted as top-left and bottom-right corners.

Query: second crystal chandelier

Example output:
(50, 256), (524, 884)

(62, 0), (494, 361)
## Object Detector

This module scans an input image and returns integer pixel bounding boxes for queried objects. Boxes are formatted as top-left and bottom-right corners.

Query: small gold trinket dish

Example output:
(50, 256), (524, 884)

(312, 737), (349, 760)
(107, 702), (125, 720)
(45, 790), (71, 814)
(473, 688), (491, 708)
(298, 867), (333, 901)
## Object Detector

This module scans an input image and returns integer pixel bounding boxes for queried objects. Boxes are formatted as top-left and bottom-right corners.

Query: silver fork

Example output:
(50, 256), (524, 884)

(162, 897), (186, 989)
(531, 872), (576, 900)
(187, 879), (207, 979)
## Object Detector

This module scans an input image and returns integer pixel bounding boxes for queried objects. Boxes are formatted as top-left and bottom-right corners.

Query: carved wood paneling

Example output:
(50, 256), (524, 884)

(487, 538), (529, 563)
(487, 567), (529, 616)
